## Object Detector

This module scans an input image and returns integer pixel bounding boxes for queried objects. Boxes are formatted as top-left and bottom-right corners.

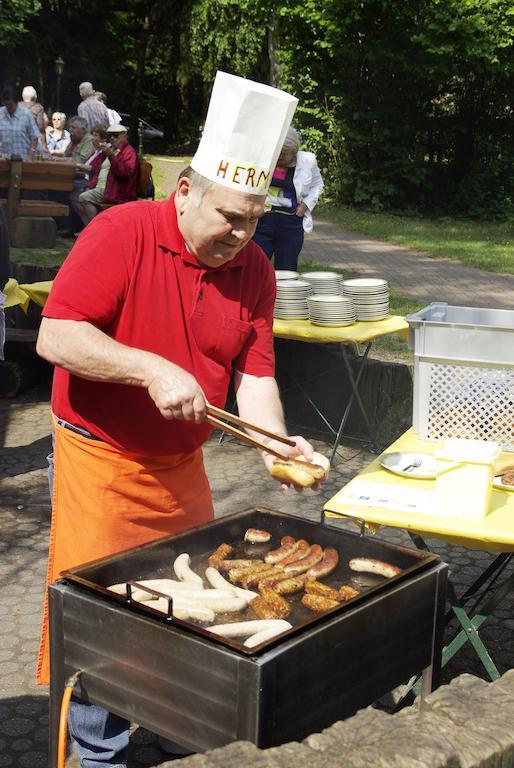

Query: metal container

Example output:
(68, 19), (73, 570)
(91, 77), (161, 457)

(49, 508), (447, 766)
(406, 302), (514, 448)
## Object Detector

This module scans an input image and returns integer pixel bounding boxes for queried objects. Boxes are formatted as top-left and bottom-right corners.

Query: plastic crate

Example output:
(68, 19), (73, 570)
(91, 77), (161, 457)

(406, 303), (514, 450)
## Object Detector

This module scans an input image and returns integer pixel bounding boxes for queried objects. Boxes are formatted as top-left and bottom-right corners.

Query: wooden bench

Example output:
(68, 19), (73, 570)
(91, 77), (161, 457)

(0, 157), (75, 247)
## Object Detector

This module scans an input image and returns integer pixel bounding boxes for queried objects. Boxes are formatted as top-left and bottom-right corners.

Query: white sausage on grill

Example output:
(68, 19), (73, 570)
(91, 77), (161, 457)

(244, 622), (293, 648)
(205, 567), (258, 602)
(208, 619), (291, 638)
(133, 596), (215, 623)
(349, 557), (401, 579)
(173, 553), (204, 584)
(107, 579), (200, 601)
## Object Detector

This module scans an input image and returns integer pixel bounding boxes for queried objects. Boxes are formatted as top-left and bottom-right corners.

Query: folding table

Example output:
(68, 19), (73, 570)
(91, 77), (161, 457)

(323, 428), (514, 683)
(273, 315), (408, 462)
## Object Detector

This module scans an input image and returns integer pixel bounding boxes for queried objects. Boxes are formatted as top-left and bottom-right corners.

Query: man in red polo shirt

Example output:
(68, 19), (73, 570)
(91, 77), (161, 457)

(36, 73), (315, 767)
(100, 123), (138, 203)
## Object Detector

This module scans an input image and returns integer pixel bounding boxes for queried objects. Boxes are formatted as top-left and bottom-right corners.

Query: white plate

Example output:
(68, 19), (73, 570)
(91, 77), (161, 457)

(343, 278), (388, 289)
(310, 319), (355, 327)
(380, 452), (437, 479)
(275, 270), (299, 280)
(493, 475), (514, 491)
(302, 271), (342, 281)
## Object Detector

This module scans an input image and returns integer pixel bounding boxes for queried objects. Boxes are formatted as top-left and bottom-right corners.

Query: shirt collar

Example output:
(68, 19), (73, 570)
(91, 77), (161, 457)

(156, 192), (247, 271)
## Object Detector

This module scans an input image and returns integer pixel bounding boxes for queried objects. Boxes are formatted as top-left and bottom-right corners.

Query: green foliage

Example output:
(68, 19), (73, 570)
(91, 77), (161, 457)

(0, 0), (40, 44)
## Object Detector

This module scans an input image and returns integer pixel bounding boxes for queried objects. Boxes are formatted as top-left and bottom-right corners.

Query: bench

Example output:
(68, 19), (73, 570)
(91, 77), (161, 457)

(0, 157), (75, 247)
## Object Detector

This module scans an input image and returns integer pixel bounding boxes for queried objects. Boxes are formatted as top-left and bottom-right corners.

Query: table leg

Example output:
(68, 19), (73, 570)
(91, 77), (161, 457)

(330, 342), (375, 463)
(419, 665), (433, 709)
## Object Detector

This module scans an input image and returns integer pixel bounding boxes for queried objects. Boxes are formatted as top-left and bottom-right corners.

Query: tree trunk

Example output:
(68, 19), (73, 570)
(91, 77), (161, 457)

(130, 3), (152, 152)
(268, 15), (281, 87)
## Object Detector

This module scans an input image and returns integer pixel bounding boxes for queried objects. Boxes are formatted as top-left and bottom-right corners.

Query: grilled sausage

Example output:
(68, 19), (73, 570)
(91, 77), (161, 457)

(136, 596), (215, 623)
(218, 559), (255, 573)
(264, 536), (298, 564)
(244, 528), (271, 543)
(204, 566), (258, 602)
(258, 585), (291, 619)
(278, 540), (311, 566)
(301, 593), (340, 613)
(108, 579), (200, 600)
(173, 553), (203, 584)
(349, 558), (401, 579)
(339, 585), (360, 601)
(178, 589), (248, 613)
(208, 619), (291, 638)
(228, 562), (272, 584)
(283, 544), (323, 575)
(244, 622), (293, 648)
(208, 543), (234, 568)
(273, 574), (309, 595)
(250, 595), (280, 620)
(304, 580), (343, 603)
(307, 547), (339, 579)
(243, 566), (282, 589)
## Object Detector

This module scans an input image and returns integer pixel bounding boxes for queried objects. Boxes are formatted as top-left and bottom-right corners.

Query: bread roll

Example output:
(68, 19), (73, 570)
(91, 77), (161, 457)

(270, 451), (330, 488)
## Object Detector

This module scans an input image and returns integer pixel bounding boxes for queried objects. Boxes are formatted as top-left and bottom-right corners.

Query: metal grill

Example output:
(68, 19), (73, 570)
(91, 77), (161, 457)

(425, 362), (514, 448)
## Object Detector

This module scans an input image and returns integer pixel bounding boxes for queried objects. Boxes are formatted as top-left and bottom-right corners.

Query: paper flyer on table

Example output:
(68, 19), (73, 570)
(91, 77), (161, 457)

(335, 479), (441, 516)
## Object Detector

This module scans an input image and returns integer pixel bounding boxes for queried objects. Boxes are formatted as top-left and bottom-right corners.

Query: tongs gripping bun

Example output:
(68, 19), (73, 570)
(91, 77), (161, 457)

(270, 451), (330, 488)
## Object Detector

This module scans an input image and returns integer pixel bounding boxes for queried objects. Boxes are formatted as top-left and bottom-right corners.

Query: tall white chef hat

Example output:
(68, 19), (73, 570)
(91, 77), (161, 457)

(191, 71), (298, 196)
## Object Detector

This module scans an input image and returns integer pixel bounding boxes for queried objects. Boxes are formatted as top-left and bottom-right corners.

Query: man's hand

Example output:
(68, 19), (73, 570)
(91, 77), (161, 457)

(261, 435), (318, 492)
(295, 202), (308, 217)
(146, 360), (207, 422)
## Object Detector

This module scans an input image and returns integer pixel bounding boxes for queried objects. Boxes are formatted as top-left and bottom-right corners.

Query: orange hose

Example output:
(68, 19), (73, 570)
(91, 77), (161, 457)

(57, 671), (81, 768)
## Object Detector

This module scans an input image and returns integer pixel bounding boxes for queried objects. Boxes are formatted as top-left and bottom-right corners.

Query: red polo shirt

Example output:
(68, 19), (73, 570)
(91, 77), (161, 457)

(43, 194), (276, 455)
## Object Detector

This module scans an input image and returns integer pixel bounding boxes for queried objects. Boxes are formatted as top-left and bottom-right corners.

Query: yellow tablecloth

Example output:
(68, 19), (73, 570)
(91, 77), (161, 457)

(273, 315), (408, 343)
(324, 428), (514, 551)
(3, 278), (53, 312)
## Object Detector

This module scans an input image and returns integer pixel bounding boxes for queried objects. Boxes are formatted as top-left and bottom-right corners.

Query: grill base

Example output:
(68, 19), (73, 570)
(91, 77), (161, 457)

(49, 560), (446, 766)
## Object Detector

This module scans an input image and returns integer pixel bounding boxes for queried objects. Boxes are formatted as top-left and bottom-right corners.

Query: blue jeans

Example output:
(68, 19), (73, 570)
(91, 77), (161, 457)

(252, 210), (304, 270)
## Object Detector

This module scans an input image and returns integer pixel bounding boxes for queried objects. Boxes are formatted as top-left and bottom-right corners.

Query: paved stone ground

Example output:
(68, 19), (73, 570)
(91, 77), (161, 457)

(302, 219), (514, 309)
(0, 386), (512, 767)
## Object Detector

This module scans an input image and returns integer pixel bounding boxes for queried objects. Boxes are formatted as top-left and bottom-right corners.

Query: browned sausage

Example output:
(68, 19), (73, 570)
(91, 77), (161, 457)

(304, 580), (343, 602)
(250, 596), (280, 620)
(283, 544), (323, 575)
(301, 593), (340, 613)
(258, 571), (294, 589)
(349, 558), (401, 579)
(244, 566), (283, 589)
(228, 562), (271, 584)
(258, 585), (291, 619)
(264, 536), (299, 564)
(339, 585), (360, 601)
(208, 543), (234, 568)
(218, 559), (255, 573)
(307, 547), (339, 579)
(278, 540), (310, 566)
(244, 528), (271, 543)
(274, 574), (309, 595)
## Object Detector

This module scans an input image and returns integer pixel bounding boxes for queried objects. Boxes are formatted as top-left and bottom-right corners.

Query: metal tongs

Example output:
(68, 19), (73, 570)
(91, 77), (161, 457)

(205, 403), (324, 472)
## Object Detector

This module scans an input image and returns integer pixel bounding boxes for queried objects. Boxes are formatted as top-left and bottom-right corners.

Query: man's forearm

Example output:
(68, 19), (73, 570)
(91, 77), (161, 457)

(37, 317), (162, 388)
(234, 372), (287, 440)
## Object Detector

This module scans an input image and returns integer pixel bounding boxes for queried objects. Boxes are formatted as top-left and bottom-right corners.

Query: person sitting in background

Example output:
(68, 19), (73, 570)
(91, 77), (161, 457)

(70, 124), (111, 226)
(18, 85), (46, 132)
(64, 116), (94, 169)
(77, 81), (109, 131)
(101, 124), (139, 204)
(252, 126), (324, 271)
(0, 87), (40, 160)
(45, 112), (71, 156)
(94, 92), (121, 127)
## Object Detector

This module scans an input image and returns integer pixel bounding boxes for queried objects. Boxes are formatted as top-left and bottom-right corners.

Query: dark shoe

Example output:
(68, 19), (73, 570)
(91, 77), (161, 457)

(157, 736), (194, 757)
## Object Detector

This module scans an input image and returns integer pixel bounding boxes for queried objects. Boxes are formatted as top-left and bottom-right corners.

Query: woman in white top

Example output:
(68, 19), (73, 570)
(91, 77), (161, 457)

(45, 112), (71, 156)
(252, 127), (324, 270)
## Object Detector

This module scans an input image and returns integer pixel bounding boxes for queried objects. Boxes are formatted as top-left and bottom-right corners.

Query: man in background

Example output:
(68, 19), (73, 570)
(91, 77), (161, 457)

(77, 81), (109, 131)
(0, 87), (40, 160)
(101, 124), (139, 204)
(95, 91), (121, 126)
(18, 85), (46, 132)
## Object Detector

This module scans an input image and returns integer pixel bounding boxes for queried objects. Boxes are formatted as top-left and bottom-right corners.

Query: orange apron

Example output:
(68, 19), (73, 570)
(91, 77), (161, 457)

(36, 419), (214, 685)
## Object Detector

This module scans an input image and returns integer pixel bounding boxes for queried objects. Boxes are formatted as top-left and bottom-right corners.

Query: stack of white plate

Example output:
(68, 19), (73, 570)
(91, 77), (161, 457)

(301, 271), (343, 295)
(275, 270), (299, 281)
(274, 279), (311, 319)
(342, 278), (390, 320)
(307, 295), (356, 327)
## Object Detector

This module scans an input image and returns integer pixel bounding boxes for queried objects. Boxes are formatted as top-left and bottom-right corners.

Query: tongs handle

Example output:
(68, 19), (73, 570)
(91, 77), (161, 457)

(205, 414), (291, 460)
(206, 404), (296, 448)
